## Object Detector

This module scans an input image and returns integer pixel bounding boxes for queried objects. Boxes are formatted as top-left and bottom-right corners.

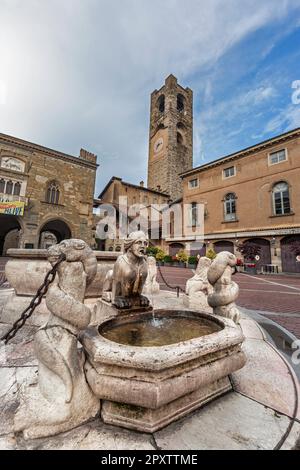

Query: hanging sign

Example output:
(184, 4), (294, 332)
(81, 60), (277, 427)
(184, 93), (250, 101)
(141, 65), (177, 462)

(0, 201), (24, 216)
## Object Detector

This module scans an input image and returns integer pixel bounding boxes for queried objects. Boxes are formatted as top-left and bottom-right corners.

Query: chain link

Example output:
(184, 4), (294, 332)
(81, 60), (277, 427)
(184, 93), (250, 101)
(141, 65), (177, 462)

(1, 253), (66, 345)
(157, 264), (185, 297)
(157, 263), (237, 298)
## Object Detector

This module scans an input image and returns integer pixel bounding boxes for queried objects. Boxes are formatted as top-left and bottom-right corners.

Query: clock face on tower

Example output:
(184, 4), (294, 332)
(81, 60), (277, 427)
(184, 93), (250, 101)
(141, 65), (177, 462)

(153, 137), (164, 154)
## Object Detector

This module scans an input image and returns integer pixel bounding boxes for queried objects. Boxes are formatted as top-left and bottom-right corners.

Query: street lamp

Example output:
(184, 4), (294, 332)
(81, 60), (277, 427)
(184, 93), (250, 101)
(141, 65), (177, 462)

(271, 236), (277, 256)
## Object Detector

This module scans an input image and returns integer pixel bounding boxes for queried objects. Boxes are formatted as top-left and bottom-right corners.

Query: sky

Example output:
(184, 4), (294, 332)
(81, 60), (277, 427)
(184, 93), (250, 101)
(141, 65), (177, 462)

(0, 0), (300, 197)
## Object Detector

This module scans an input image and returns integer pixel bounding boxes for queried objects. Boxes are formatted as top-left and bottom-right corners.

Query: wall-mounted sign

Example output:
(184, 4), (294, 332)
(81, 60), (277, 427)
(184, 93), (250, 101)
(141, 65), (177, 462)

(1, 157), (25, 173)
(0, 201), (24, 216)
(255, 255), (260, 261)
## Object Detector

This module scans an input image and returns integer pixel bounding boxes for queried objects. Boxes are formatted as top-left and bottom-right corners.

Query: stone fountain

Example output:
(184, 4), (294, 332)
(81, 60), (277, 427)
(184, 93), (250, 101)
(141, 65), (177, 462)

(13, 232), (246, 439)
(82, 232), (246, 433)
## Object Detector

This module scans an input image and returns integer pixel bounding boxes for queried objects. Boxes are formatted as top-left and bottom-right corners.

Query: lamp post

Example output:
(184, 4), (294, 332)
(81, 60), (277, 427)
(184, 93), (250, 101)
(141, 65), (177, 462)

(271, 236), (277, 256)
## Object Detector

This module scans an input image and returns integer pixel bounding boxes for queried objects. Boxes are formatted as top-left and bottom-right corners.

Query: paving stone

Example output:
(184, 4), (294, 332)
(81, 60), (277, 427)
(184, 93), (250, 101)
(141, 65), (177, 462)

(280, 422), (300, 450)
(154, 392), (299, 450)
(0, 366), (38, 436)
(239, 318), (265, 340)
(231, 338), (300, 421)
(21, 420), (155, 450)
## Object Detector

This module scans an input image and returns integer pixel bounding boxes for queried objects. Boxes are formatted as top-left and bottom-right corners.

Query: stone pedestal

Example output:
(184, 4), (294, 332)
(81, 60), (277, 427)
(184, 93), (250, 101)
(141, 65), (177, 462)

(101, 377), (231, 433)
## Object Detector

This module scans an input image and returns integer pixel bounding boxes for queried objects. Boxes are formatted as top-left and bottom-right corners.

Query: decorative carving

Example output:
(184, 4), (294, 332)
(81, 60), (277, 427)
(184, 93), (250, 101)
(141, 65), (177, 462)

(143, 256), (160, 295)
(102, 231), (150, 309)
(207, 251), (240, 324)
(183, 256), (212, 311)
(14, 239), (100, 439)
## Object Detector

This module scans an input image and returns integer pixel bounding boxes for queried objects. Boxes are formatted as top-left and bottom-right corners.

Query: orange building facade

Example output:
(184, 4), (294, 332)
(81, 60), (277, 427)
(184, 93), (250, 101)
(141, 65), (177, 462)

(167, 128), (300, 273)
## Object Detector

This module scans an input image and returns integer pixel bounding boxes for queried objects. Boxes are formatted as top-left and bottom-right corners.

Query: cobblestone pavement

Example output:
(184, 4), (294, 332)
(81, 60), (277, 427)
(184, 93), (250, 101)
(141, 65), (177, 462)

(157, 267), (300, 339)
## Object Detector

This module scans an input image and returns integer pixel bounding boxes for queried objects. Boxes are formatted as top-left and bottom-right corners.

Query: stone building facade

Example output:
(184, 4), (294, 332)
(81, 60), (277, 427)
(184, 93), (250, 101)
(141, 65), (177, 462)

(94, 176), (170, 251)
(147, 74), (193, 201)
(166, 127), (300, 273)
(0, 133), (98, 255)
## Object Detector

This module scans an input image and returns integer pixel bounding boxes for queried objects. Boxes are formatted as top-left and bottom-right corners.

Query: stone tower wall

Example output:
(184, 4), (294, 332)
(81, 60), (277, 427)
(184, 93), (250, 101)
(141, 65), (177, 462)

(147, 74), (193, 200)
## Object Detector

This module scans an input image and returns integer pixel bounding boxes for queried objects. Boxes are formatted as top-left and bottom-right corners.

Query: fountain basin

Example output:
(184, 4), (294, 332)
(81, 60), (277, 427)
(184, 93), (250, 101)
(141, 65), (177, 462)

(82, 309), (246, 433)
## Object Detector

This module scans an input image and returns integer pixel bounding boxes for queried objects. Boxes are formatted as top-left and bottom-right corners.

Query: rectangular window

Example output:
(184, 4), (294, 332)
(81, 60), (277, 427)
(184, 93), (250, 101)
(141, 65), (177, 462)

(191, 202), (197, 226)
(223, 166), (235, 178)
(274, 191), (291, 215)
(269, 149), (287, 165)
(224, 202), (236, 220)
(188, 178), (199, 189)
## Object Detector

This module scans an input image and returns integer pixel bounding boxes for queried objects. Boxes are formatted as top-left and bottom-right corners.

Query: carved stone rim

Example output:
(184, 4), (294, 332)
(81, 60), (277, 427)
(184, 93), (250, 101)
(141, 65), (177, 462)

(82, 310), (244, 371)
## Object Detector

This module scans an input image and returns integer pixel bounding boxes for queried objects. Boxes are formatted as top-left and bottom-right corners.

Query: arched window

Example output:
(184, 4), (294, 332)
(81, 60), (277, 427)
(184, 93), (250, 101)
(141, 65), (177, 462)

(13, 182), (21, 196)
(6, 180), (13, 195)
(46, 181), (60, 205)
(0, 179), (5, 193)
(157, 95), (165, 113)
(273, 182), (290, 215)
(177, 132), (183, 144)
(177, 94), (184, 112)
(224, 193), (237, 221)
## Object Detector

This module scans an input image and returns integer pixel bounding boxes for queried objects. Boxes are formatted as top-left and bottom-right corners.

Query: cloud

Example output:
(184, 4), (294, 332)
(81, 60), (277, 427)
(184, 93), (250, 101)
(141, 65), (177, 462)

(0, 0), (300, 194)
(263, 104), (300, 134)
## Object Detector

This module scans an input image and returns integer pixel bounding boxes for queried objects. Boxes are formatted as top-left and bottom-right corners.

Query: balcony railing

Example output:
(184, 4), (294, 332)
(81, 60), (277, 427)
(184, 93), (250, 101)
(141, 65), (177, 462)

(0, 193), (28, 204)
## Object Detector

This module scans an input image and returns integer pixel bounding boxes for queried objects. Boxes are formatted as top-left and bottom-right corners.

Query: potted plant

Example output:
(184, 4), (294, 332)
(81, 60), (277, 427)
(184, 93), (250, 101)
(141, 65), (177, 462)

(188, 255), (197, 269)
(146, 246), (159, 257)
(155, 248), (166, 266)
(244, 262), (257, 274)
(236, 258), (243, 272)
(176, 249), (188, 268)
(164, 255), (173, 267)
(206, 248), (217, 260)
(172, 255), (179, 267)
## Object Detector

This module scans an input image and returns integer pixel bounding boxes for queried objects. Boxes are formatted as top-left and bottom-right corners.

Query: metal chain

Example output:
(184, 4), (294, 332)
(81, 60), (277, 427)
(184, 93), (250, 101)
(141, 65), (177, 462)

(157, 263), (237, 298)
(1, 253), (66, 344)
(157, 264), (185, 297)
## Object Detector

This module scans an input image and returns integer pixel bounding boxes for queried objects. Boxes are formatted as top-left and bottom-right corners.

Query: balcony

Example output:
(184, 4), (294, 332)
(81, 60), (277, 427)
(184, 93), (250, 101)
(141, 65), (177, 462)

(0, 193), (28, 204)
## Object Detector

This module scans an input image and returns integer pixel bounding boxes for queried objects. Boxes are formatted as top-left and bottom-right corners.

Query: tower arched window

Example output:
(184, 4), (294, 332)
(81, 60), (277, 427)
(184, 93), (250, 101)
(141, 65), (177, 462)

(157, 95), (165, 113)
(0, 179), (5, 193)
(13, 182), (21, 196)
(46, 181), (60, 205)
(177, 132), (184, 144)
(224, 193), (237, 221)
(177, 94), (184, 112)
(272, 182), (291, 215)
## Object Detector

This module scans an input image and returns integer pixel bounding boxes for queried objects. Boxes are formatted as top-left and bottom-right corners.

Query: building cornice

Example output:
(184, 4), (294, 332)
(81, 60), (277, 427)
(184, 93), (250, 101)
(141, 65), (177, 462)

(0, 133), (98, 170)
(180, 127), (300, 178)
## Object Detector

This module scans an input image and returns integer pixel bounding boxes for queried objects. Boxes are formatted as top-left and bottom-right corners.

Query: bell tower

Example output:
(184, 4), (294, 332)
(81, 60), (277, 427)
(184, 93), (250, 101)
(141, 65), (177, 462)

(147, 74), (193, 201)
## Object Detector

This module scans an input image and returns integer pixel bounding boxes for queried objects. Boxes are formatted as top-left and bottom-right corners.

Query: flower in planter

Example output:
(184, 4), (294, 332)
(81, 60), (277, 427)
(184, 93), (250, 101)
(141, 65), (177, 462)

(188, 256), (197, 266)
(176, 249), (188, 263)
(155, 248), (166, 262)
